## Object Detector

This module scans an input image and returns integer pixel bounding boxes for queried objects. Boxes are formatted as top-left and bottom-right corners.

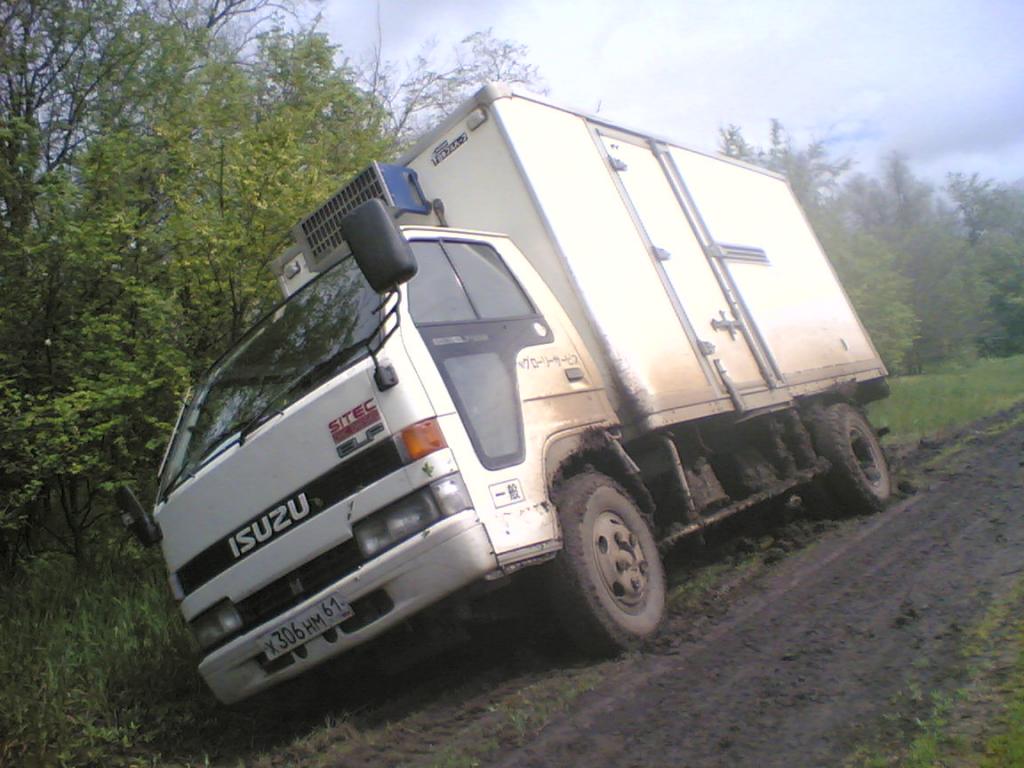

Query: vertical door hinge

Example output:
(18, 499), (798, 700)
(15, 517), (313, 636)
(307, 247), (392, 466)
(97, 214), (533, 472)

(609, 156), (628, 172)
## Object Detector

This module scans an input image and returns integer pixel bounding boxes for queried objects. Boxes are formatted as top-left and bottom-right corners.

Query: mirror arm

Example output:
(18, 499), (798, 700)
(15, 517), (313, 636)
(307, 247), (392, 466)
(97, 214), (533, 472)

(116, 486), (162, 547)
(367, 288), (401, 391)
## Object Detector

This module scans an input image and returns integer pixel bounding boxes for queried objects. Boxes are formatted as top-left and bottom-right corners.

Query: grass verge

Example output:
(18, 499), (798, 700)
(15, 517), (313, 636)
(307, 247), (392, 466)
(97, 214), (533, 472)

(247, 663), (605, 768)
(847, 574), (1024, 767)
(869, 355), (1024, 443)
(0, 545), (214, 767)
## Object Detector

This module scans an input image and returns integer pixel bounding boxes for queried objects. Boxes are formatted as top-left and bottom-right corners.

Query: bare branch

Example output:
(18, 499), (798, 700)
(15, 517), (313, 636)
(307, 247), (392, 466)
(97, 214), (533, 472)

(354, 27), (545, 145)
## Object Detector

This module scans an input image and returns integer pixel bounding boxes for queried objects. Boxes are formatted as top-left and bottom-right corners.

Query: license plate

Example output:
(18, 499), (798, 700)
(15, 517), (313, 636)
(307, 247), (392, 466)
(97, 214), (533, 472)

(258, 590), (354, 661)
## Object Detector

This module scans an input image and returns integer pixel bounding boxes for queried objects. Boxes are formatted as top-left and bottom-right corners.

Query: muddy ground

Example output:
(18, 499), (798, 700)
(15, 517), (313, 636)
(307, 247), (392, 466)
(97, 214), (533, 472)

(202, 407), (1024, 768)
(500, 421), (1024, 768)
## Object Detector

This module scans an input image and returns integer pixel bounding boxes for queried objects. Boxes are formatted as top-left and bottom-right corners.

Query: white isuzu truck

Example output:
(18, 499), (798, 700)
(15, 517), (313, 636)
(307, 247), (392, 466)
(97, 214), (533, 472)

(119, 84), (892, 704)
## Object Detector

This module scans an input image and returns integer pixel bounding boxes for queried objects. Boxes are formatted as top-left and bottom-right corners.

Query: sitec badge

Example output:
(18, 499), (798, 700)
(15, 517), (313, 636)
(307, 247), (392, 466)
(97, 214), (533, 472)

(328, 399), (385, 458)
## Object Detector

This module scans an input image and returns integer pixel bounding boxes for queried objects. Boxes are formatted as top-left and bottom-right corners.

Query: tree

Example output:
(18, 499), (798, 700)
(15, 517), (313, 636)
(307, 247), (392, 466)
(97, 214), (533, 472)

(947, 172), (1024, 354)
(0, 0), (150, 240)
(158, 27), (389, 363)
(838, 155), (989, 370)
(0, 0), (169, 565)
(0, 1), (390, 568)
(0, 135), (191, 563)
(719, 120), (850, 212)
(359, 27), (546, 145)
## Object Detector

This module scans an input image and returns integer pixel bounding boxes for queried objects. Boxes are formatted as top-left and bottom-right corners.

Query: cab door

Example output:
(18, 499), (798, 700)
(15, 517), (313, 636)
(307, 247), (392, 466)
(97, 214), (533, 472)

(402, 234), (610, 564)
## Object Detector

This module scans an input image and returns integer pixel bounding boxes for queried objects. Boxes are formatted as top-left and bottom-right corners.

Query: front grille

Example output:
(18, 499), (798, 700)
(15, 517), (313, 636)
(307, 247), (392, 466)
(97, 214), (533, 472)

(176, 439), (403, 596)
(236, 538), (365, 628)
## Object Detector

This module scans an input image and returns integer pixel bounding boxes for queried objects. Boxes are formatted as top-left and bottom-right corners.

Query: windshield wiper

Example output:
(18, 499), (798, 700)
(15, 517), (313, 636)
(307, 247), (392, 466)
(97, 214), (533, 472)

(159, 344), (365, 502)
(242, 292), (403, 436)
(159, 306), (391, 503)
(238, 338), (371, 442)
(160, 460), (191, 503)
(160, 418), (252, 501)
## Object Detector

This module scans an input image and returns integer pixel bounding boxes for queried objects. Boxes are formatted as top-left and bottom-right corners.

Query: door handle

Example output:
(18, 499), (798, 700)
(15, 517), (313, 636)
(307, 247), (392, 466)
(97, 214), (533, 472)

(710, 310), (742, 340)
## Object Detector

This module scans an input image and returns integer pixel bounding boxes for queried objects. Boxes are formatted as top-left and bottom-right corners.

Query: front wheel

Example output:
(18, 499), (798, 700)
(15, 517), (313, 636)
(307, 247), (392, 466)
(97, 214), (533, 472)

(808, 403), (892, 516)
(545, 471), (666, 654)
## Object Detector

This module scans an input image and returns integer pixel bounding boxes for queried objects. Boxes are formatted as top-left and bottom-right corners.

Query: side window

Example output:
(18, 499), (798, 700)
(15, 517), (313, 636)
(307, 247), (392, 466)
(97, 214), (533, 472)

(441, 353), (519, 460)
(443, 242), (534, 320)
(407, 241), (476, 324)
(408, 240), (534, 324)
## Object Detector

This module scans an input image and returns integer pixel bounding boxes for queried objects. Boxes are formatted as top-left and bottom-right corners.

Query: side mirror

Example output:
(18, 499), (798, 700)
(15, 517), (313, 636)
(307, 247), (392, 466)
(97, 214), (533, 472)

(340, 199), (418, 293)
(116, 486), (162, 547)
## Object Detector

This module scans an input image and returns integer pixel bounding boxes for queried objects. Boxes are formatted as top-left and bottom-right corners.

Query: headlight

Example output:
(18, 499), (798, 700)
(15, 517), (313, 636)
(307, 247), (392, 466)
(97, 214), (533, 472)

(353, 474), (473, 559)
(191, 599), (243, 650)
(354, 491), (440, 559)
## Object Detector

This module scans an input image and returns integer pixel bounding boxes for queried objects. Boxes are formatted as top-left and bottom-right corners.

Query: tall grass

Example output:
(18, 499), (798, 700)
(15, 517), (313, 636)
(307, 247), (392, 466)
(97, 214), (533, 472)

(869, 354), (1024, 441)
(0, 544), (211, 766)
(980, 629), (1024, 768)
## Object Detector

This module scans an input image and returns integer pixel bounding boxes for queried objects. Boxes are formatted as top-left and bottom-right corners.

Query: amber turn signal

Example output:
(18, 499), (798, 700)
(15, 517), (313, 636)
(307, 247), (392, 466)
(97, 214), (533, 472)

(398, 418), (447, 462)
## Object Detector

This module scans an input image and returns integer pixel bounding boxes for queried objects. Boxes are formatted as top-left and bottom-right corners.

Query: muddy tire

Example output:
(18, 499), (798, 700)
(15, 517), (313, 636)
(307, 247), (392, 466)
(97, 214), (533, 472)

(808, 403), (891, 516)
(546, 472), (666, 654)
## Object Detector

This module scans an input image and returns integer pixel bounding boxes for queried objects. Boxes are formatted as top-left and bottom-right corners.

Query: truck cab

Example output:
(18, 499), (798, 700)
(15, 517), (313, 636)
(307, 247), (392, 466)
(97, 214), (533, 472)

(153, 221), (613, 703)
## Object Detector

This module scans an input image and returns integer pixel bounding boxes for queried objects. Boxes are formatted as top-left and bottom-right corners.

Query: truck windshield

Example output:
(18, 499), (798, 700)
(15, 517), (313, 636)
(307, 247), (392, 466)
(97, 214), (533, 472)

(159, 256), (379, 498)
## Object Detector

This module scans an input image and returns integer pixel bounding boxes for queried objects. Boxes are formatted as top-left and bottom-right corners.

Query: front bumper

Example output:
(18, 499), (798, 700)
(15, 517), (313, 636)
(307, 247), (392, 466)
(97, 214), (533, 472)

(198, 509), (496, 703)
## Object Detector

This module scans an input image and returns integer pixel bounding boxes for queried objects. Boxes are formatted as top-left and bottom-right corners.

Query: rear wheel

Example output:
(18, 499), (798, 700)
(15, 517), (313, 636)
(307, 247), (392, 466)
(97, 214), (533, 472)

(809, 403), (891, 515)
(546, 471), (666, 654)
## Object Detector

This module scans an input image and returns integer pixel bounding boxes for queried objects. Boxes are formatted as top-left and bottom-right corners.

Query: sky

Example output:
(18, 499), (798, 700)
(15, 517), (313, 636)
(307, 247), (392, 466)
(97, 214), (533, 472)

(318, 0), (1024, 186)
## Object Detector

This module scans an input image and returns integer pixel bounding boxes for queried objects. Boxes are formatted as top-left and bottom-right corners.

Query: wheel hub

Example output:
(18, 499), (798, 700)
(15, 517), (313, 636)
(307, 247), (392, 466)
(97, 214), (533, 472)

(849, 426), (885, 491)
(592, 510), (650, 609)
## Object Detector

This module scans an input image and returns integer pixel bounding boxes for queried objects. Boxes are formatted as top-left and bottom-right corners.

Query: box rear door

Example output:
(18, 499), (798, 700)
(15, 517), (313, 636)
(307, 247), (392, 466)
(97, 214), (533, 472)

(598, 131), (778, 399)
(667, 148), (880, 380)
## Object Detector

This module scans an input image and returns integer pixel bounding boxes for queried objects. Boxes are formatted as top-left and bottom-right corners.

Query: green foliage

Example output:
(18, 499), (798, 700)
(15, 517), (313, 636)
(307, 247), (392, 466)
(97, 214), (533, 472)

(0, 4), (391, 568)
(839, 155), (993, 372)
(157, 27), (389, 361)
(0, 155), (191, 561)
(948, 173), (1024, 356)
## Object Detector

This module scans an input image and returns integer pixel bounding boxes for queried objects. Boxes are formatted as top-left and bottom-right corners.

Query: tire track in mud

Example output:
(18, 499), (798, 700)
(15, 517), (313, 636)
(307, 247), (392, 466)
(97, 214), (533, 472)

(495, 422), (1024, 768)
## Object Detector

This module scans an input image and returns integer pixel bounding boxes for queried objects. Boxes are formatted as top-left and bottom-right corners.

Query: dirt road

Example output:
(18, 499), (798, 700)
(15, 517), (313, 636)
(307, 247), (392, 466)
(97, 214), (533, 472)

(494, 414), (1024, 768)
(246, 410), (1024, 768)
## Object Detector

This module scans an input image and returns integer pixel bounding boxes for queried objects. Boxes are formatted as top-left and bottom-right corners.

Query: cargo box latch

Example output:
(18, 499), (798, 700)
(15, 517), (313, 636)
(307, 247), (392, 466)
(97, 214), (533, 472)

(710, 310), (743, 341)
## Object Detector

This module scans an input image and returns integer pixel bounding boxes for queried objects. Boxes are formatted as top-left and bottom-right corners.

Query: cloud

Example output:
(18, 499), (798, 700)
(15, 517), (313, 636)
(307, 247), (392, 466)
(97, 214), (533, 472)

(319, 0), (1024, 182)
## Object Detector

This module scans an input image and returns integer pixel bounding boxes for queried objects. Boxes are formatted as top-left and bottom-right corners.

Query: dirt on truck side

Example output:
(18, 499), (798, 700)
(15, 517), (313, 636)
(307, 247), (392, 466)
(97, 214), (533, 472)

(191, 405), (1024, 768)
